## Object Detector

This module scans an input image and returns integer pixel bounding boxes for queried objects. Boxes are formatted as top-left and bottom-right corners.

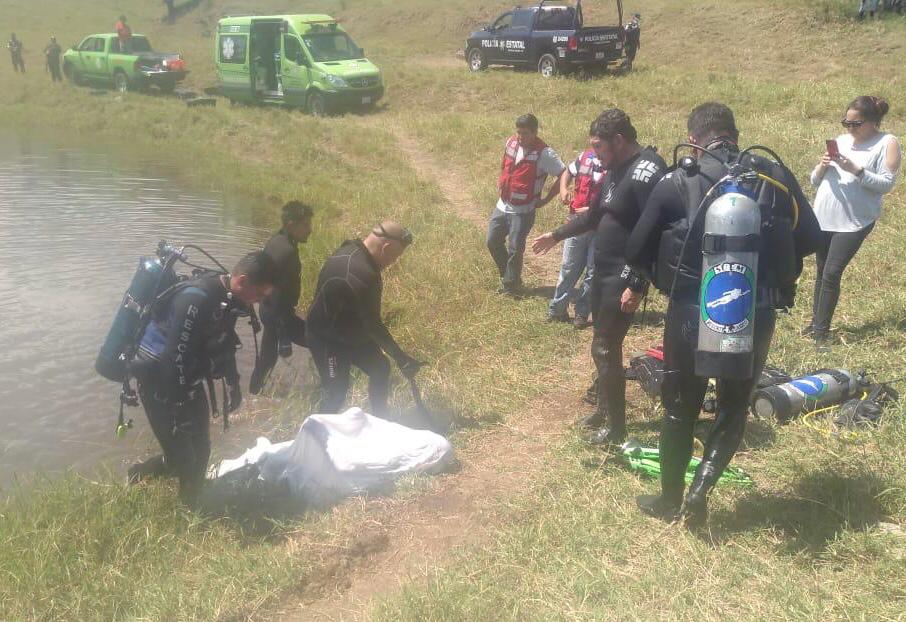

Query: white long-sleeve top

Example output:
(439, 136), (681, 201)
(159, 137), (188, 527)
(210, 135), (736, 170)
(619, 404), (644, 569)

(810, 132), (899, 232)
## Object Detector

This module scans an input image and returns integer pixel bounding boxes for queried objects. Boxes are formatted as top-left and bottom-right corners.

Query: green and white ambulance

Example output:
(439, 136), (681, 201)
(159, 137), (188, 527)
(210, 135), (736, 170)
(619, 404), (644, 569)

(215, 14), (384, 115)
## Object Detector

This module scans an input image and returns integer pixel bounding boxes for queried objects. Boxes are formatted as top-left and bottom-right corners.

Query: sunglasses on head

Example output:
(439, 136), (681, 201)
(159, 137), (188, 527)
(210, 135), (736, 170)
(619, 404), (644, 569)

(373, 224), (414, 247)
(841, 119), (865, 128)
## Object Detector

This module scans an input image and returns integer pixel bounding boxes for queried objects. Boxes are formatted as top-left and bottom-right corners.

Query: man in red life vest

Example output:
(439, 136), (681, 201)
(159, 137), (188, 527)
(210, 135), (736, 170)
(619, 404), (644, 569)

(488, 113), (566, 295)
(115, 15), (132, 52)
(548, 127), (607, 327)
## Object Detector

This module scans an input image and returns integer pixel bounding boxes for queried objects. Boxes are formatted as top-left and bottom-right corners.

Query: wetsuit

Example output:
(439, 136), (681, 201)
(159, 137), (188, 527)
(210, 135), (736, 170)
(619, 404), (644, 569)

(306, 240), (417, 417)
(626, 142), (821, 520)
(131, 274), (243, 503)
(553, 146), (666, 441)
(250, 229), (306, 394)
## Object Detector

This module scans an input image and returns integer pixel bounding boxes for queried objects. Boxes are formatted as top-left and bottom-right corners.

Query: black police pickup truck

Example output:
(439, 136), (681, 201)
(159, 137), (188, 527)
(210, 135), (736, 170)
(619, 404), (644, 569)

(465, 0), (625, 77)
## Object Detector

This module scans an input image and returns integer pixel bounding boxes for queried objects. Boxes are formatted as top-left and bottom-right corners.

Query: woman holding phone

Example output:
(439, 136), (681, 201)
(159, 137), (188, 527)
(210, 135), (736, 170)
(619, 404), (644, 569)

(806, 96), (901, 345)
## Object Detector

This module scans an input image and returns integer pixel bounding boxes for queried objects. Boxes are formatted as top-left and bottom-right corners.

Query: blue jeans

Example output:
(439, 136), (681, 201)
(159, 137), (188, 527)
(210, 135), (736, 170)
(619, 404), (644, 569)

(548, 226), (595, 318)
(487, 207), (536, 288)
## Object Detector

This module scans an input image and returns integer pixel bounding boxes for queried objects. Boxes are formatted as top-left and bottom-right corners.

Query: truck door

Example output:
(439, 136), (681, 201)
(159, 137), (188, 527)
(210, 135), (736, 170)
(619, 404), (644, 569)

(483, 12), (512, 64)
(81, 37), (107, 79)
(281, 33), (310, 107)
(217, 27), (251, 101)
(500, 9), (533, 64)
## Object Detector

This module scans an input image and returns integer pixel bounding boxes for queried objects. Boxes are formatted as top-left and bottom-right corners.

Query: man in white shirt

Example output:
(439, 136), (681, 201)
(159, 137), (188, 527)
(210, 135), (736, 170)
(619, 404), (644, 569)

(488, 113), (566, 295)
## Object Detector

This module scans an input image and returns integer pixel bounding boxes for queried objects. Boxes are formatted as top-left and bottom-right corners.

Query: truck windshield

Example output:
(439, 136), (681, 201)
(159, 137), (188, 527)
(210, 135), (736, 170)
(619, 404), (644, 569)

(302, 32), (360, 62)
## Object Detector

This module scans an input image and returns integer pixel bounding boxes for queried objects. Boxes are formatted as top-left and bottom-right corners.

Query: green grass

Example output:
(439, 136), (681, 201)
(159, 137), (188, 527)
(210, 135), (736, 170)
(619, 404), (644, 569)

(1, 0), (906, 619)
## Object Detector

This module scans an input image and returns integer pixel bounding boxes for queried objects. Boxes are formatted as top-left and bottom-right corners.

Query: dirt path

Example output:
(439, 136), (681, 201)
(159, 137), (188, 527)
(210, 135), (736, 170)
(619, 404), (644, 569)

(276, 119), (590, 621)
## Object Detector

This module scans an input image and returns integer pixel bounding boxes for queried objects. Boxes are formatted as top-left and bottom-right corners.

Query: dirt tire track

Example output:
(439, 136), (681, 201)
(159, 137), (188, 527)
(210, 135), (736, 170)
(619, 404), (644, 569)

(278, 119), (592, 621)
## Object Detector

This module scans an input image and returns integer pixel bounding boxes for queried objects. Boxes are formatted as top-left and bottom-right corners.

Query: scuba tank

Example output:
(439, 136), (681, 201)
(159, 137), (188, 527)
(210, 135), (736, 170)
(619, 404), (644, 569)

(695, 186), (761, 379)
(95, 243), (181, 382)
(751, 369), (862, 422)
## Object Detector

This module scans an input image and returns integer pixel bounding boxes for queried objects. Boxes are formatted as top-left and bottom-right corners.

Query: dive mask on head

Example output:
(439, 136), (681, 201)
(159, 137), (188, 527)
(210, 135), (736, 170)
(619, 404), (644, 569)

(373, 224), (414, 247)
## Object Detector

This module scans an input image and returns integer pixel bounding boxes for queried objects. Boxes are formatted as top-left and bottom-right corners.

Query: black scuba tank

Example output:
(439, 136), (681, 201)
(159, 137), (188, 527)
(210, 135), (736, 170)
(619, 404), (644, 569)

(95, 255), (177, 382)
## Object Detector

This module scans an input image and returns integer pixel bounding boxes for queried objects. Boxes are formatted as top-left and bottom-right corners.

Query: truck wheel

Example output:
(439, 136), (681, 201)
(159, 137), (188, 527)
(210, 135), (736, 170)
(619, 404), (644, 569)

(308, 92), (328, 117)
(158, 80), (176, 94)
(538, 53), (559, 78)
(113, 71), (130, 93)
(467, 48), (486, 72)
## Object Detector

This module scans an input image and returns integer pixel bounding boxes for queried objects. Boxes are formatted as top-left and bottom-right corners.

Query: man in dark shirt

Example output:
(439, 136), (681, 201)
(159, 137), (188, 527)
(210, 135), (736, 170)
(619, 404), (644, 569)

(250, 201), (313, 394)
(623, 14), (641, 70)
(306, 221), (422, 418)
(8, 34), (25, 73)
(44, 36), (62, 82)
(626, 102), (821, 525)
(128, 252), (277, 504)
(533, 109), (666, 446)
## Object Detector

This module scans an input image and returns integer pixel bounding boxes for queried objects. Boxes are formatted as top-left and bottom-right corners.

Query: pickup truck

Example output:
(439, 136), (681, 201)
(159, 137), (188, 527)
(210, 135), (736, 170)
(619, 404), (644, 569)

(465, 0), (625, 77)
(62, 34), (188, 93)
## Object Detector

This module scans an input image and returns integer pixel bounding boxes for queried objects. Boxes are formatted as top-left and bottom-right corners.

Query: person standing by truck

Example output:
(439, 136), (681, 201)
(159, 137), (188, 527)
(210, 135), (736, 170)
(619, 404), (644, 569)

(489, 113), (566, 295)
(623, 13), (641, 70)
(250, 201), (314, 394)
(8, 34), (25, 73)
(115, 15), (132, 52)
(44, 36), (62, 82)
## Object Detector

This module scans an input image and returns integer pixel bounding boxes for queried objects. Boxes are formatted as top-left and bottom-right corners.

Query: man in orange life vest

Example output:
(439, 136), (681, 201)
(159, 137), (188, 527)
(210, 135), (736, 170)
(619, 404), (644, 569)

(547, 129), (607, 327)
(488, 113), (566, 295)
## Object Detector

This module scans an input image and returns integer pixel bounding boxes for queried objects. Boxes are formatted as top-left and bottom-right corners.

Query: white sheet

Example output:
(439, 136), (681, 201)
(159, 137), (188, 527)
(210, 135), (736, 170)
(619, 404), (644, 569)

(212, 407), (455, 505)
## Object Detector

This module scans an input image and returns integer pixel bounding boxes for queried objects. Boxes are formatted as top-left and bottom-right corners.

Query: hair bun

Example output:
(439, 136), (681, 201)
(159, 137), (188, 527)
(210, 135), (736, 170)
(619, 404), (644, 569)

(874, 96), (890, 117)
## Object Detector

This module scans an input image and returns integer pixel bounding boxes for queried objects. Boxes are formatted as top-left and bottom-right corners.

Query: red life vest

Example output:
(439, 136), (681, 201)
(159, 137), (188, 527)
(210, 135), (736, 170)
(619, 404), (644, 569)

(571, 148), (605, 213)
(498, 136), (548, 207)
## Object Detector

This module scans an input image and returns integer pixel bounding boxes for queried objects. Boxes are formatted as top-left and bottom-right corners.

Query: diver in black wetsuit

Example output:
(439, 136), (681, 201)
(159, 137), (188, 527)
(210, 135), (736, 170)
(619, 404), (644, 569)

(250, 201), (313, 394)
(128, 252), (277, 505)
(533, 109), (666, 446)
(626, 102), (821, 526)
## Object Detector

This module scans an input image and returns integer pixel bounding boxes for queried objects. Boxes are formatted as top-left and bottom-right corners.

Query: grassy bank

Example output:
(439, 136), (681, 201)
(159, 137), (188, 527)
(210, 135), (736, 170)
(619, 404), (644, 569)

(2, 0), (906, 619)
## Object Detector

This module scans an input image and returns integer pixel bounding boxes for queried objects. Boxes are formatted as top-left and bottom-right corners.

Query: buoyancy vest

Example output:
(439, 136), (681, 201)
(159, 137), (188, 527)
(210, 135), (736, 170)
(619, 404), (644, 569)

(571, 149), (605, 213)
(499, 136), (548, 206)
(654, 145), (799, 306)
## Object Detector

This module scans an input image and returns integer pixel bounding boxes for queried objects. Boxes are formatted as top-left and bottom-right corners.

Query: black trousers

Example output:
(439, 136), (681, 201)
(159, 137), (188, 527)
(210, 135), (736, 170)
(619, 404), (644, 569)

(811, 223), (874, 334)
(590, 276), (634, 435)
(250, 314), (306, 393)
(49, 61), (62, 81)
(11, 53), (24, 73)
(137, 382), (211, 503)
(309, 338), (391, 418)
(658, 302), (775, 505)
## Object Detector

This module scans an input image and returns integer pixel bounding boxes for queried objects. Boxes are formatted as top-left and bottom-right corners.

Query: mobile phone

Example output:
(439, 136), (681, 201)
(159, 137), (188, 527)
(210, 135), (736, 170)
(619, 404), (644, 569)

(826, 139), (840, 159)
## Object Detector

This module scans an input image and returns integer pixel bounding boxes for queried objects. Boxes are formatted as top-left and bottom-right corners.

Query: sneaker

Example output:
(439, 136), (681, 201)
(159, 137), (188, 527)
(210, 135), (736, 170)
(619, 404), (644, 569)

(636, 494), (681, 523)
(547, 312), (571, 323)
(573, 315), (592, 330)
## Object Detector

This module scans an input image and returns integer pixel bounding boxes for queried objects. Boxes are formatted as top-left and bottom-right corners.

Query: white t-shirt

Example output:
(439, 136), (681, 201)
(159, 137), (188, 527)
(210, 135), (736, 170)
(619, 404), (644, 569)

(496, 144), (566, 215)
(811, 132), (900, 232)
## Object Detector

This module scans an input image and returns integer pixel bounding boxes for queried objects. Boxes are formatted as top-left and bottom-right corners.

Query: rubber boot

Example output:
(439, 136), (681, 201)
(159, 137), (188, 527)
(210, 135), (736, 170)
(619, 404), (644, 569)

(638, 414), (693, 521)
(127, 454), (169, 484)
(682, 449), (723, 529)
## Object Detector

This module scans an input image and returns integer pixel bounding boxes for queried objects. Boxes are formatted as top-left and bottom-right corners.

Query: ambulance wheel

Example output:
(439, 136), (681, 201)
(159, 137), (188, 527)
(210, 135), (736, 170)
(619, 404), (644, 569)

(538, 53), (560, 78)
(114, 70), (130, 93)
(308, 92), (329, 117)
(467, 47), (486, 72)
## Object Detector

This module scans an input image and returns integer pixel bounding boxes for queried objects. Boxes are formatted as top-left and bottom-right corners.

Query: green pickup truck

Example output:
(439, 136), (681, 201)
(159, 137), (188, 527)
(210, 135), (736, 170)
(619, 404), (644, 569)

(62, 34), (188, 93)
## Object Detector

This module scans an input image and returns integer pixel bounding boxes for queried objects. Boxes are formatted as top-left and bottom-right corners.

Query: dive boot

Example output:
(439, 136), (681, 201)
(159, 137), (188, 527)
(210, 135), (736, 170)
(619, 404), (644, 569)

(636, 494), (682, 523)
(127, 454), (169, 484)
(681, 491), (709, 529)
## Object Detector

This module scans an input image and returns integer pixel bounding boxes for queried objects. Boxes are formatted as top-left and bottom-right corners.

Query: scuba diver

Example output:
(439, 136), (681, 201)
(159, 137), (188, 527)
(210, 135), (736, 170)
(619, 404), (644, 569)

(249, 201), (313, 394)
(306, 221), (424, 418)
(126, 251), (277, 505)
(533, 109), (666, 447)
(625, 102), (821, 526)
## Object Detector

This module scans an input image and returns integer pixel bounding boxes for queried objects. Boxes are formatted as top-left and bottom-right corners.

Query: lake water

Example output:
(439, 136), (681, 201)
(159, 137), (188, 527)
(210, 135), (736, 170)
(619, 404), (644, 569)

(0, 134), (274, 485)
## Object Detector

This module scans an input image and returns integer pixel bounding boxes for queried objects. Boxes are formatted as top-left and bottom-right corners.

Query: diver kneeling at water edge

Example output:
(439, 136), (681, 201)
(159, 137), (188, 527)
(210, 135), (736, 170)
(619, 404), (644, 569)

(127, 252), (277, 504)
(625, 102), (822, 526)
